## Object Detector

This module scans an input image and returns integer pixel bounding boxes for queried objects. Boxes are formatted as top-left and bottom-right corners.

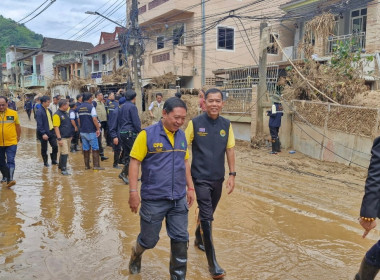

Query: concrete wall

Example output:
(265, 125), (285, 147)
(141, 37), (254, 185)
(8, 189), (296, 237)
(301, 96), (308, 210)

(291, 101), (377, 167)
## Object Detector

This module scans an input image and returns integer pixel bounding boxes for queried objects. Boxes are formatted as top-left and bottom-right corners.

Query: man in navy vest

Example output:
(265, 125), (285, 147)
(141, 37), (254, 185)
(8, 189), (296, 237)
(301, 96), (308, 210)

(185, 88), (236, 279)
(77, 92), (104, 170)
(53, 99), (74, 175)
(36, 96), (58, 167)
(128, 97), (195, 280)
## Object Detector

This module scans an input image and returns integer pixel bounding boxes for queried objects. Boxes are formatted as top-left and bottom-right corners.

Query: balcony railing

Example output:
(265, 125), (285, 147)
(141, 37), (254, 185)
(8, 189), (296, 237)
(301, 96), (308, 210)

(24, 74), (45, 88)
(327, 32), (366, 54)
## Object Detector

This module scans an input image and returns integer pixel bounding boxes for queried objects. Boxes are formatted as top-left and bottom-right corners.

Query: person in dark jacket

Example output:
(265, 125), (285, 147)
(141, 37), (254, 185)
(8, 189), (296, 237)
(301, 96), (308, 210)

(24, 98), (33, 120)
(185, 88), (236, 279)
(128, 97), (195, 279)
(53, 99), (74, 175)
(355, 137), (380, 279)
(108, 94), (123, 168)
(36, 96), (58, 167)
(117, 90), (141, 184)
(266, 102), (283, 154)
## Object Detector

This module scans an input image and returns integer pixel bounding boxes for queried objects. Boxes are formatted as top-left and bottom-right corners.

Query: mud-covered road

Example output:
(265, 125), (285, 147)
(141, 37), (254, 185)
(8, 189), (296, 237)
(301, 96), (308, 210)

(0, 111), (376, 280)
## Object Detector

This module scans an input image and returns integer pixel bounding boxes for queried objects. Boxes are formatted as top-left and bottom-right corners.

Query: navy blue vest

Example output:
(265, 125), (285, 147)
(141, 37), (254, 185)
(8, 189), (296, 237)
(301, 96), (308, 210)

(78, 102), (96, 133)
(191, 113), (230, 180)
(55, 109), (74, 138)
(141, 121), (187, 200)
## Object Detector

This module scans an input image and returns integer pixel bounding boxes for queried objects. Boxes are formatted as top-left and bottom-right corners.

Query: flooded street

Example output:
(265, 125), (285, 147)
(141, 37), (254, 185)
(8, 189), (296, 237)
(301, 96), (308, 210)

(0, 112), (376, 280)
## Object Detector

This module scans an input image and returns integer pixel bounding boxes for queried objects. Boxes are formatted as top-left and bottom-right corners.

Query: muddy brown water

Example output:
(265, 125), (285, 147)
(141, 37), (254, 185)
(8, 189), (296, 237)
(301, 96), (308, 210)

(0, 112), (377, 279)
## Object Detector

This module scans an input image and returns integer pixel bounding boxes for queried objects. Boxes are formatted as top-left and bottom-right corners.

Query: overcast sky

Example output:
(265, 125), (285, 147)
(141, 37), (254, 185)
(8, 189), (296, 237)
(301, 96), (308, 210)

(0, 0), (127, 45)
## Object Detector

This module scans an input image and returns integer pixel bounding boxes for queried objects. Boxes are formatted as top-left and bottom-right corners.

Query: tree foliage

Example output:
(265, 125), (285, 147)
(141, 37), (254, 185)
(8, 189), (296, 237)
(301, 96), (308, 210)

(0, 15), (43, 60)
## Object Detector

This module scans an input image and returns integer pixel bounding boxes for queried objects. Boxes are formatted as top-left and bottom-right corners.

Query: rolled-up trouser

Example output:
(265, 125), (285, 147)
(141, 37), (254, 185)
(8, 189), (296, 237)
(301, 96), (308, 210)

(193, 178), (224, 221)
(137, 196), (189, 249)
(120, 132), (136, 167)
(58, 138), (72, 155)
(80, 132), (99, 151)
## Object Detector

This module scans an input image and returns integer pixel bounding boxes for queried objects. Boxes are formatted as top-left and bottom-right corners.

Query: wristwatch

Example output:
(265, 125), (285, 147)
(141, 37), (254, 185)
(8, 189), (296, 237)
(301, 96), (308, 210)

(229, 172), (236, 176)
(57, 138), (62, 141)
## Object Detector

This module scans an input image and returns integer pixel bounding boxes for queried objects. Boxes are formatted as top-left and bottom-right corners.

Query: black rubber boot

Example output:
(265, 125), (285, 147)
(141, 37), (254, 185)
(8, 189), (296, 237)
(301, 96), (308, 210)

(195, 220), (205, 251)
(113, 151), (121, 169)
(42, 154), (50, 167)
(0, 166), (8, 183)
(50, 153), (58, 165)
(70, 144), (76, 153)
(119, 165), (129, 184)
(355, 257), (380, 280)
(270, 139), (277, 155)
(100, 153), (108, 161)
(129, 242), (146, 274)
(58, 154), (62, 170)
(93, 150), (105, 170)
(60, 155), (70, 175)
(170, 240), (188, 280)
(6, 167), (16, 188)
(275, 138), (281, 153)
(83, 150), (91, 170)
(201, 220), (226, 279)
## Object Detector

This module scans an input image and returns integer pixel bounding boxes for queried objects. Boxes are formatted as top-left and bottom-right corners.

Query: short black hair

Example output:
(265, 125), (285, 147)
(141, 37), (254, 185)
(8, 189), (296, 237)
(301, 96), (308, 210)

(205, 88), (223, 100)
(163, 97), (187, 113)
(115, 94), (122, 101)
(0, 96), (8, 103)
(95, 92), (103, 98)
(69, 102), (76, 109)
(76, 94), (83, 100)
(156, 92), (163, 98)
(82, 92), (93, 102)
(53, 95), (60, 99)
(40, 96), (51, 104)
(58, 99), (68, 108)
(125, 90), (137, 101)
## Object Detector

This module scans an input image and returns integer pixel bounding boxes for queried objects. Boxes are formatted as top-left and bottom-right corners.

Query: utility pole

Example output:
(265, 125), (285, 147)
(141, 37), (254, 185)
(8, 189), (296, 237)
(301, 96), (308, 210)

(201, 0), (206, 86)
(0, 48), (3, 91)
(256, 22), (269, 136)
(129, 0), (143, 113)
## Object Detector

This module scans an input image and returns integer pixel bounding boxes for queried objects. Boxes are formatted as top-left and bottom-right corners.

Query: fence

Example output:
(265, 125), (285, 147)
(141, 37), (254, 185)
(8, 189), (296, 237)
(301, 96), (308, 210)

(221, 65), (279, 113)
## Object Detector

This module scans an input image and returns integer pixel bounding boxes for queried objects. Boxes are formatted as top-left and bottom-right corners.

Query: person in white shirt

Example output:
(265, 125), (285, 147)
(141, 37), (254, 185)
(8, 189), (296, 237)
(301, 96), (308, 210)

(148, 93), (164, 124)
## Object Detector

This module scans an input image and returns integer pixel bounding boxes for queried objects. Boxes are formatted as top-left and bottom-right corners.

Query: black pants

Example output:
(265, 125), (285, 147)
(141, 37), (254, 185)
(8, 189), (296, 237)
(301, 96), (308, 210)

(193, 178), (224, 221)
(120, 132), (136, 166)
(40, 132), (58, 158)
(97, 130), (104, 155)
(269, 126), (279, 139)
(26, 109), (32, 120)
(101, 121), (111, 145)
(71, 130), (80, 146)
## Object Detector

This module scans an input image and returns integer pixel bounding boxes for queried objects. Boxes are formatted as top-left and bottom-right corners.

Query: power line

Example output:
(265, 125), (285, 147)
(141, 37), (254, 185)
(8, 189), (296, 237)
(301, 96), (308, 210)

(17, 0), (50, 23)
(21, 0), (57, 25)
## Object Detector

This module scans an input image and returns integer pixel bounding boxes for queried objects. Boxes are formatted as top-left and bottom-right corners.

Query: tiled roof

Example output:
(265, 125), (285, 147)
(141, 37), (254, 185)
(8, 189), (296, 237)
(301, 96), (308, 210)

(86, 40), (120, 55)
(41, 38), (94, 53)
(88, 27), (125, 55)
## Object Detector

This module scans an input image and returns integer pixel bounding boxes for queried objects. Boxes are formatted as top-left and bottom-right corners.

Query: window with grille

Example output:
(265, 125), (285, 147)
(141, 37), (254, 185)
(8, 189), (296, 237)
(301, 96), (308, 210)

(157, 36), (165, 49)
(267, 34), (278, 55)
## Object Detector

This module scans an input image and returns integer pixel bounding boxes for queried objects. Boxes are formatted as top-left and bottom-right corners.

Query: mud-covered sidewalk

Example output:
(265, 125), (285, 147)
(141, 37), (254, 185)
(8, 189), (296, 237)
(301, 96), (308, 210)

(0, 110), (375, 280)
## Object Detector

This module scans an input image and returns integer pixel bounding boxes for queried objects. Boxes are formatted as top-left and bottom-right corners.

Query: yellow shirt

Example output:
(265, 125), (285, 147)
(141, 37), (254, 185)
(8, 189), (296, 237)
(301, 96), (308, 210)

(0, 109), (20, 146)
(185, 120), (235, 149)
(46, 108), (53, 130)
(53, 114), (61, 127)
(130, 126), (189, 162)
